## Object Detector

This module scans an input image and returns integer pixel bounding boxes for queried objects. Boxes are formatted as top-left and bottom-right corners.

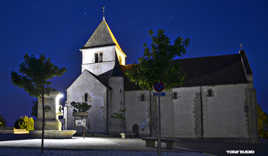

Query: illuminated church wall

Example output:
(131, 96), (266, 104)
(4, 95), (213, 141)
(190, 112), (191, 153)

(81, 46), (116, 75)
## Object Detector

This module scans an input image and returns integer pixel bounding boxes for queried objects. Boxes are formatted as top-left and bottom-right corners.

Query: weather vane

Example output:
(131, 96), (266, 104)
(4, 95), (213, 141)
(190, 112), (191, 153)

(102, 6), (105, 20)
(240, 43), (243, 50)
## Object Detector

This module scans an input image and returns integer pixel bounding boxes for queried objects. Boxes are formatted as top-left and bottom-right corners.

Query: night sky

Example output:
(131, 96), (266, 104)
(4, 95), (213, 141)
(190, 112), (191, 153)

(1, 0), (267, 126)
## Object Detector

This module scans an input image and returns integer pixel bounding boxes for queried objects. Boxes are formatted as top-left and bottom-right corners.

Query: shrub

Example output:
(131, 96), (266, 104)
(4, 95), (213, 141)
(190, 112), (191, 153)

(14, 116), (34, 131)
(0, 114), (6, 127)
(257, 104), (268, 138)
(71, 102), (91, 112)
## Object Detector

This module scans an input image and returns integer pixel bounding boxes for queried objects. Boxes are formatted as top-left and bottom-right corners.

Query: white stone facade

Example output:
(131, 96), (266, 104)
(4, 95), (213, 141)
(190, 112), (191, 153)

(124, 83), (257, 138)
(66, 70), (108, 133)
(81, 46), (116, 75)
(64, 18), (258, 139)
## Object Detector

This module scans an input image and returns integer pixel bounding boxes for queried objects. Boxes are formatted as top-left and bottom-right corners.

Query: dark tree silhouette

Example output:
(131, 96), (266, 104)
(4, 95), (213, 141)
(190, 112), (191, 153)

(0, 114), (6, 128)
(31, 99), (38, 118)
(125, 29), (189, 90)
(11, 54), (66, 154)
(125, 29), (189, 155)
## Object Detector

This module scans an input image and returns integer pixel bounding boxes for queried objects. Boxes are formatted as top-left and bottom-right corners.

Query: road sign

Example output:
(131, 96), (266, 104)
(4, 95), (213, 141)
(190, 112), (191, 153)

(153, 82), (164, 92)
(75, 119), (86, 127)
(153, 92), (166, 96)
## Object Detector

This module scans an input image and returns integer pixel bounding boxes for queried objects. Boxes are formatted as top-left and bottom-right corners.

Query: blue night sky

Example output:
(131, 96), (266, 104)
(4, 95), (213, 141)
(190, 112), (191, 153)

(0, 0), (267, 125)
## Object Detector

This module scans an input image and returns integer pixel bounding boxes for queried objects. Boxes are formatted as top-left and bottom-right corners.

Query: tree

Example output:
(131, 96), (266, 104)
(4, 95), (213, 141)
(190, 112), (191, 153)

(125, 29), (189, 155)
(125, 29), (189, 90)
(31, 99), (38, 118)
(257, 103), (268, 138)
(0, 114), (6, 128)
(11, 54), (66, 153)
(111, 108), (126, 133)
(71, 102), (91, 113)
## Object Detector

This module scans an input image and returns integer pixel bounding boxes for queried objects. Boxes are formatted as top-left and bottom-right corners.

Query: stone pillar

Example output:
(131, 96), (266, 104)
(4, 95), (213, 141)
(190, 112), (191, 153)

(35, 91), (64, 130)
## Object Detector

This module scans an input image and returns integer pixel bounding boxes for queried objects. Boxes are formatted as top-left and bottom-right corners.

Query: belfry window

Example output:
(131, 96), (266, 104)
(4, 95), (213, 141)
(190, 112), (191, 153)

(84, 93), (88, 102)
(95, 53), (98, 63)
(99, 53), (103, 62)
(140, 94), (145, 101)
(94, 52), (103, 63)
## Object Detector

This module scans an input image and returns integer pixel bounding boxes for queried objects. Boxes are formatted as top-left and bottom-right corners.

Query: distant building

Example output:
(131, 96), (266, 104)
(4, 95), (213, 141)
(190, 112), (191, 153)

(64, 18), (258, 139)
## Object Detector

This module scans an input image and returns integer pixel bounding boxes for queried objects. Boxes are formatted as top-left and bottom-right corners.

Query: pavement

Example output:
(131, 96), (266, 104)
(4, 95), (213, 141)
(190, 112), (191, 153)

(174, 139), (268, 156)
(0, 137), (150, 151)
(1, 137), (267, 155)
(0, 137), (208, 156)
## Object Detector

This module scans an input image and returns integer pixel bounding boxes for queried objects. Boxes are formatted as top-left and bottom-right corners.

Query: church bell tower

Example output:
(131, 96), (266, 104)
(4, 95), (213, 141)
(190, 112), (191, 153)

(80, 18), (127, 76)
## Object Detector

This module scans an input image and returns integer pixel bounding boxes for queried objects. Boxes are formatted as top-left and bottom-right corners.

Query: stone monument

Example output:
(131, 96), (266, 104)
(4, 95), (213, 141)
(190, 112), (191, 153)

(31, 91), (76, 138)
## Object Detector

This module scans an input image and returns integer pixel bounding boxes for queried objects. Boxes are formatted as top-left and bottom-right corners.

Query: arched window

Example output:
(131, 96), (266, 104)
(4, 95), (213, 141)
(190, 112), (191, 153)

(140, 94), (145, 101)
(95, 53), (98, 63)
(84, 93), (88, 102)
(99, 53), (103, 62)
(172, 92), (178, 99)
(207, 89), (214, 97)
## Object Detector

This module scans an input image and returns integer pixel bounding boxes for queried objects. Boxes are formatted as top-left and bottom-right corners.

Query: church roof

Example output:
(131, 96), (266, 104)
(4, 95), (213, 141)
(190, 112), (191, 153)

(82, 18), (127, 57)
(97, 56), (126, 86)
(82, 19), (114, 49)
(67, 69), (112, 91)
(175, 53), (249, 87)
(123, 53), (251, 90)
(111, 53), (125, 77)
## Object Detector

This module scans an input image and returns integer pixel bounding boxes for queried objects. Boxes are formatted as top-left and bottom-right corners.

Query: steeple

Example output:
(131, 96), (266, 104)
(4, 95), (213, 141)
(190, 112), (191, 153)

(80, 16), (127, 75)
(82, 19), (115, 49)
(82, 18), (126, 57)
(102, 6), (105, 20)
(81, 17), (127, 66)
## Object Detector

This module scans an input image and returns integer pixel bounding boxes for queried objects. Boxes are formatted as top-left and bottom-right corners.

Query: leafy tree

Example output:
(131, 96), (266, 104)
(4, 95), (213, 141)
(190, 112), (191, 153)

(31, 99), (38, 118)
(125, 29), (189, 90)
(111, 108), (126, 120)
(14, 116), (34, 131)
(125, 29), (189, 138)
(111, 108), (126, 133)
(11, 54), (66, 153)
(257, 104), (268, 138)
(0, 114), (6, 128)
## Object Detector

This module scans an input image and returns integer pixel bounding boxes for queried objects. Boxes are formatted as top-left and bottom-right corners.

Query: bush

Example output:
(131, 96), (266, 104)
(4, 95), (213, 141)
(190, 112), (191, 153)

(14, 116), (34, 131)
(257, 104), (268, 138)
(0, 114), (6, 127)
(71, 101), (91, 112)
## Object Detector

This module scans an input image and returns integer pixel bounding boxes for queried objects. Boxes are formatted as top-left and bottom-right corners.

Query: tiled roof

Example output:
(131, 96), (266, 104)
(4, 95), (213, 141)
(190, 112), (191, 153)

(82, 19), (115, 49)
(122, 53), (251, 90)
(175, 54), (249, 87)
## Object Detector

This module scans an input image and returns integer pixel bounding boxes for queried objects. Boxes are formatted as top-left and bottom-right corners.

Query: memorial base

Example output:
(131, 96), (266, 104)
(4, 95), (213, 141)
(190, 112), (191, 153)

(35, 119), (62, 130)
(30, 130), (76, 139)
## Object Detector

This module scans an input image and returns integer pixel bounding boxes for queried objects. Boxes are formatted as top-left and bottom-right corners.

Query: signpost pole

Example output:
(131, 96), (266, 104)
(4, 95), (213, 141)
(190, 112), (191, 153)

(153, 82), (164, 156)
(157, 94), (161, 156)
(83, 117), (85, 138)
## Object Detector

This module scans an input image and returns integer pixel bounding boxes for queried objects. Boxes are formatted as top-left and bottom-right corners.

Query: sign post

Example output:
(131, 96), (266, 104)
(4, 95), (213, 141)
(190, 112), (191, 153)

(153, 82), (165, 156)
(75, 118), (87, 138)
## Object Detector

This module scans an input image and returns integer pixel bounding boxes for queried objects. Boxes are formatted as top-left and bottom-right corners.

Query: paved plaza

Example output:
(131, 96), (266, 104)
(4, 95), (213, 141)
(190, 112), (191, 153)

(0, 137), (208, 156)
(0, 137), (267, 156)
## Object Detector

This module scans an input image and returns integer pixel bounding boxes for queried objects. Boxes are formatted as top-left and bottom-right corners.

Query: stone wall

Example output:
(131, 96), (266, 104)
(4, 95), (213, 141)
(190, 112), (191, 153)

(108, 77), (125, 134)
(124, 83), (256, 138)
(66, 70), (107, 133)
(125, 90), (150, 136)
(201, 84), (249, 138)
(81, 45), (116, 75)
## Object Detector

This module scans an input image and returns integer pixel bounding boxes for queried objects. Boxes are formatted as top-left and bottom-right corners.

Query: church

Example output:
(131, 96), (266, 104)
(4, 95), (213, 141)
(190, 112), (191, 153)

(64, 17), (258, 139)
